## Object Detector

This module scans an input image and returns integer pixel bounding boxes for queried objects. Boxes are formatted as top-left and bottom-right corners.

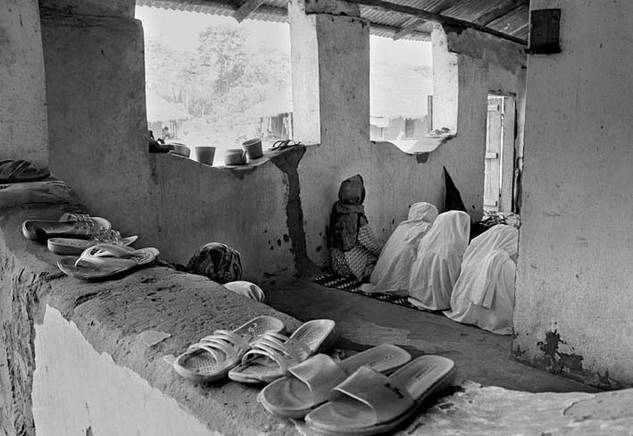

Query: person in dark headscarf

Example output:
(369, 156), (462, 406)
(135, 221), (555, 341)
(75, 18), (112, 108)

(328, 175), (382, 281)
(186, 242), (243, 284)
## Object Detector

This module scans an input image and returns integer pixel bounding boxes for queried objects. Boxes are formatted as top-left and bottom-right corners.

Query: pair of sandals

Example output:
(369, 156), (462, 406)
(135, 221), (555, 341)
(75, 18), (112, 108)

(22, 213), (137, 255)
(260, 347), (455, 435)
(173, 317), (336, 384)
(57, 244), (159, 280)
(23, 213), (158, 280)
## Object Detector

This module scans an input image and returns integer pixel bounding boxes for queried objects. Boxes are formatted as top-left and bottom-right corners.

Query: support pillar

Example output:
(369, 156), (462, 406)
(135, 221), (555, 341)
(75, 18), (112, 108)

(288, 0), (369, 152)
(0, 0), (48, 167)
(40, 4), (157, 242)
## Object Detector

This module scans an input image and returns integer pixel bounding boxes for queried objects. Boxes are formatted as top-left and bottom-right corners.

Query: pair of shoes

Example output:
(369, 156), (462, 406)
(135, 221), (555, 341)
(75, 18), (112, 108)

(57, 244), (159, 280)
(172, 318), (335, 384)
(23, 213), (138, 255)
(22, 213), (111, 241)
(261, 346), (456, 436)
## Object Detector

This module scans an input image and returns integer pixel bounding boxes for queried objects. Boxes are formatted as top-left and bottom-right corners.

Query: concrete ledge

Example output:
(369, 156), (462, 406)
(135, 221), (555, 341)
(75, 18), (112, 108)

(2, 180), (633, 435)
(0, 180), (300, 436)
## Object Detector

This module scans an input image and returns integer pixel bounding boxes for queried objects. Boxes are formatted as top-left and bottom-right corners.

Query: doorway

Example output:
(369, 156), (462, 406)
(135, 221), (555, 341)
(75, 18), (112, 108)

(484, 94), (516, 212)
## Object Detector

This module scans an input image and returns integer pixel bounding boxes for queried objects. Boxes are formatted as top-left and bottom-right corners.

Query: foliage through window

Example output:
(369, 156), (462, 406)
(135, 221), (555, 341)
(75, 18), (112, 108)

(370, 36), (432, 152)
(137, 6), (292, 165)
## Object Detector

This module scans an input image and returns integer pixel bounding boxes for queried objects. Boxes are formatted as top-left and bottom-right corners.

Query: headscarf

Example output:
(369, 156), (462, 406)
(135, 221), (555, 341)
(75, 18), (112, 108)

(365, 202), (438, 295)
(328, 175), (367, 251)
(408, 210), (471, 310)
(186, 242), (243, 284)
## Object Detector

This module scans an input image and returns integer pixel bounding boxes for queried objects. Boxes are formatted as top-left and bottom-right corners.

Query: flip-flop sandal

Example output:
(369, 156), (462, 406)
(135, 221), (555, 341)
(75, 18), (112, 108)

(57, 243), (159, 280)
(0, 160), (50, 183)
(47, 235), (137, 255)
(304, 355), (456, 436)
(173, 316), (285, 383)
(259, 344), (411, 419)
(228, 319), (336, 384)
(22, 214), (111, 241)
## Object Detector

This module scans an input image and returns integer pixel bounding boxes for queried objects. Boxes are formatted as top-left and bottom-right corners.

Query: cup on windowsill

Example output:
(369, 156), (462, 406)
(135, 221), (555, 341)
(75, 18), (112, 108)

(242, 138), (263, 161)
(224, 149), (247, 166)
(194, 146), (216, 165)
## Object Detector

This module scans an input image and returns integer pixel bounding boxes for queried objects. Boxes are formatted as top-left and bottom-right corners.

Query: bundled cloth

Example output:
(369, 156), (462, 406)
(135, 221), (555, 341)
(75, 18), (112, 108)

(223, 281), (266, 302)
(444, 225), (518, 335)
(361, 202), (438, 295)
(187, 242), (243, 284)
(408, 211), (471, 311)
(328, 175), (381, 281)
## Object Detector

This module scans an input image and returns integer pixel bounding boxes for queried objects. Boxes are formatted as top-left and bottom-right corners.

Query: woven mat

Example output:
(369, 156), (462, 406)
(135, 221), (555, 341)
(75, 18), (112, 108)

(313, 272), (421, 310)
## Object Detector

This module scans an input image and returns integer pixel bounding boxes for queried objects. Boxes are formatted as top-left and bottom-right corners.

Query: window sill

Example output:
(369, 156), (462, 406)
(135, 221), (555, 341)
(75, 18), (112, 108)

(371, 133), (456, 163)
(154, 143), (318, 173)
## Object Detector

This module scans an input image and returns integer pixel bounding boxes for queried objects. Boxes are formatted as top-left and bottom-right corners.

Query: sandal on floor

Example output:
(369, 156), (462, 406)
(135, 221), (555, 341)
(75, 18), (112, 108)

(259, 344), (411, 419)
(57, 243), (158, 280)
(173, 316), (285, 383)
(228, 319), (336, 384)
(22, 213), (111, 241)
(48, 235), (137, 255)
(304, 355), (456, 436)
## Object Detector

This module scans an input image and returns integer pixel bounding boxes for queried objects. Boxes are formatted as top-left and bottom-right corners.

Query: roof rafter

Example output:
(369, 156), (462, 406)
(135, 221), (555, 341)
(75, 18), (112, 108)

(428, 0), (462, 14)
(393, 17), (426, 40)
(347, 0), (527, 45)
(233, 0), (266, 22)
(474, 0), (528, 26)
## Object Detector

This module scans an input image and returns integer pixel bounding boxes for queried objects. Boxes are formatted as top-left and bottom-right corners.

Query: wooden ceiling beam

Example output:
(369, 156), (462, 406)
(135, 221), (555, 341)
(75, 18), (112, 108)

(474, 0), (528, 26)
(233, 0), (266, 22)
(350, 0), (527, 45)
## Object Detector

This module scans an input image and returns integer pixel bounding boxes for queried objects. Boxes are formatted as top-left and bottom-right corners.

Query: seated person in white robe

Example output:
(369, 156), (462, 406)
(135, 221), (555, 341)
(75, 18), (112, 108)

(361, 202), (438, 295)
(408, 210), (471, 311)
(444, 224), (519, 335)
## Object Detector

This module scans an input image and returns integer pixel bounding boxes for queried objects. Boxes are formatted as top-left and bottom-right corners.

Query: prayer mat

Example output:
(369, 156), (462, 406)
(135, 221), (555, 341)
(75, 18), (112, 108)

(313, 272), (425, 311)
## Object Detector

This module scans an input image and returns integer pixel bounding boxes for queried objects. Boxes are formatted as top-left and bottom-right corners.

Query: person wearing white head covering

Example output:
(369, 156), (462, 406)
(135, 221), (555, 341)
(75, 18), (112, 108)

(361, 202), (439, 295)
(407, 210), (471, 311)
(444, 224), (519, 335)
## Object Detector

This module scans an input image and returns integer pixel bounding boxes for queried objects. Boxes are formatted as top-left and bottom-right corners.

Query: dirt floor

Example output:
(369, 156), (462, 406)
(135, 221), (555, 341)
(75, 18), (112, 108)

(267, 279), (597, 394)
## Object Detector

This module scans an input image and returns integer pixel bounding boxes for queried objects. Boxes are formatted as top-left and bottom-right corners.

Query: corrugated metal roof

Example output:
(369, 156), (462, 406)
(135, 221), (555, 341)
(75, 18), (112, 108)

(136, 0), (529, 43)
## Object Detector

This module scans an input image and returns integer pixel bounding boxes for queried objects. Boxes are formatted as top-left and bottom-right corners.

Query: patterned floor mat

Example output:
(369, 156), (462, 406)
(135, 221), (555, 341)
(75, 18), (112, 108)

(313, 272), (423, 310)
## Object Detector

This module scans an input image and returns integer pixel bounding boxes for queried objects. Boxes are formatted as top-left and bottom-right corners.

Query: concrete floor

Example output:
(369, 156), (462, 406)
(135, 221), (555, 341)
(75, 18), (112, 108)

(267, 280), (597, 394)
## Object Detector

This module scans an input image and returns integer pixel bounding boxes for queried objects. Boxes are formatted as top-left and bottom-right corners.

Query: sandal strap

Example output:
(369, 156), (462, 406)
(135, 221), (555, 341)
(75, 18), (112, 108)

(241, 332), (312, 373)
(287, 354), (348, 403)
(251, 332), (312, 360)
(187, 330), (248, 365)
(330, 366), (413, 424)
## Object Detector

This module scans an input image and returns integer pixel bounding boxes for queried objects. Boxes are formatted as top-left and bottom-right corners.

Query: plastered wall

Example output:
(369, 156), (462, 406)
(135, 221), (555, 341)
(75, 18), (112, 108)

(37, 1), (525, 286)
(514, 0), (633, 388)
(0, 0), (48, 167)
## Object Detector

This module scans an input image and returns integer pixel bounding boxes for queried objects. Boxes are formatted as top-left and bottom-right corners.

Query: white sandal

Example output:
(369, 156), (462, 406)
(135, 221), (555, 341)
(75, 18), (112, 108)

(173, 316), (285, 383)
(57, 243), (158, 280)
(228, 319), (336, 384)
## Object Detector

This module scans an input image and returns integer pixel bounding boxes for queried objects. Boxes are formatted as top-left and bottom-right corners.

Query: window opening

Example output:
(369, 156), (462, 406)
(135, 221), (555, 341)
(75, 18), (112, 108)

(369, 36), (432, 152)
(136, 6), (292, 166)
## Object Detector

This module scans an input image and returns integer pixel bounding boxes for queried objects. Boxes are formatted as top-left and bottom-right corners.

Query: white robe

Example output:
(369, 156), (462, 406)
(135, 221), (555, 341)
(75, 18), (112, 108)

(362, 202), (438, 295)
(444, 225), (519, 335)
(407, 210), (471, 311)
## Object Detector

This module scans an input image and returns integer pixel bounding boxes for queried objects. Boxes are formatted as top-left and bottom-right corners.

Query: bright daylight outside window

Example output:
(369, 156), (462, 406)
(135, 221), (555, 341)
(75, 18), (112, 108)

(370, 36), (433, 153)
(136, 6), (292, 166)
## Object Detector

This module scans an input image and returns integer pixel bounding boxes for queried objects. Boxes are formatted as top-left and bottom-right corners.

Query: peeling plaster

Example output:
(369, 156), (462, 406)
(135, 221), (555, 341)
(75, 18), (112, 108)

(271, 146), (315, 275)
